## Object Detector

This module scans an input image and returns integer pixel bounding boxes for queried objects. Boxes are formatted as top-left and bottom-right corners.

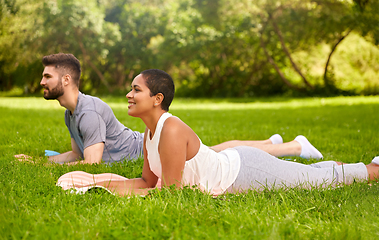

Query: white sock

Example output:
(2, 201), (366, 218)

(294, 135), (323, 159)
(269, 134), (283, 144)
(372, 156), (379, 165)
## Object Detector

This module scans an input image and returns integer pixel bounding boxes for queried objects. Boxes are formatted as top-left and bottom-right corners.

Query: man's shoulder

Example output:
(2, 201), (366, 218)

(79, 92), (105, 105)
(78, 92), (110, 113)
(74, 92), (122, 128)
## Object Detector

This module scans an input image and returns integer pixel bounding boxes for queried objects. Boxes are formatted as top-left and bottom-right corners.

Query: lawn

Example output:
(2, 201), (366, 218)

(0, 95), (379, 239)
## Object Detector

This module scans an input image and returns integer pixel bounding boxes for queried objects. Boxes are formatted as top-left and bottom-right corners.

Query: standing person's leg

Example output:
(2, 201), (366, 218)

(226, 146), (369, 193)
(211, 135), (323, 159)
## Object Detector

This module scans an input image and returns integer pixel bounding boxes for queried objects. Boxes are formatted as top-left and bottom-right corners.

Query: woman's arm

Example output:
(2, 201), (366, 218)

(58, 171), (154, 197)
(159, 117), (199, 188)
(96, 178), (154, 197)
(99, 127), (158, 195)
(140, 127), (159, 187)
(61, 166), (158, 197)
(58, 128), (159, 197)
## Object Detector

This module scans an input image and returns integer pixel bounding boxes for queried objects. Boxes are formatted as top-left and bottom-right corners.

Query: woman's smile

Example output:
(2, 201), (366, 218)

(128, 101), (135, 108)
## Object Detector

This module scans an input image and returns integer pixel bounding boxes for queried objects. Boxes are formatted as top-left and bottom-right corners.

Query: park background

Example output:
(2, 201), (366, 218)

(2, 1), (379, 239)
(1, 0), (379, 97)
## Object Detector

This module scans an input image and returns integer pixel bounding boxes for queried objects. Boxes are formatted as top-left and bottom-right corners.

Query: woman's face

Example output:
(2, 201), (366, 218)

(126, 74), (156, 117)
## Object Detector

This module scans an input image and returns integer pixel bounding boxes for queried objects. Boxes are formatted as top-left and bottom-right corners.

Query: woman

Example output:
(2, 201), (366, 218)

(57, 69), (379, 196)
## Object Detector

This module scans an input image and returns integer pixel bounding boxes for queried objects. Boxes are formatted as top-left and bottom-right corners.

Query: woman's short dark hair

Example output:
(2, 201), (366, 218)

(42, 53), (81, 88)
(141, 69), (175, 111)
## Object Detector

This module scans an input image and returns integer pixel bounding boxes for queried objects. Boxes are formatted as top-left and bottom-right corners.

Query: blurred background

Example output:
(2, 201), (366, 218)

(0, 0), (378, 97)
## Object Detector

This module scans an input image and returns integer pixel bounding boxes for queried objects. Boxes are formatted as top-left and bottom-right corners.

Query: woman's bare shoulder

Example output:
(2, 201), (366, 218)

(162, 115), (193, 136)
(160, 115), (200, 160)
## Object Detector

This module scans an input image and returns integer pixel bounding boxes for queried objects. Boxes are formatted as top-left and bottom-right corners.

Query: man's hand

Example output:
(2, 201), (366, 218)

(14, 154), (33, 162)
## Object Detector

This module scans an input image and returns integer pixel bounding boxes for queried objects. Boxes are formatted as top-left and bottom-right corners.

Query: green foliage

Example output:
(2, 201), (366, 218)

(1, 96), (379, 238)
(0, 0), (378, 96)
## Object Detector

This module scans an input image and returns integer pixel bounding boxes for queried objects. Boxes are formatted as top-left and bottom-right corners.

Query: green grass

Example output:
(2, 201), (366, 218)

(1, 96), (379, 239)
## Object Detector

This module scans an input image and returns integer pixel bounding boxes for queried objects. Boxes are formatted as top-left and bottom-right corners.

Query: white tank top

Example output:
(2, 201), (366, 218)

(145, 112), (241, 195)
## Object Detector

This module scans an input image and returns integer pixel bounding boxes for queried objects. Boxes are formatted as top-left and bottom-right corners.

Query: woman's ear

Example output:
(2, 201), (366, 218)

(155, 93), (164, 106)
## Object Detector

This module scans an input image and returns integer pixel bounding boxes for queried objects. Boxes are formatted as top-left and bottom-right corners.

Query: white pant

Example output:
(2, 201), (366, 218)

(227, 146), (368, 192)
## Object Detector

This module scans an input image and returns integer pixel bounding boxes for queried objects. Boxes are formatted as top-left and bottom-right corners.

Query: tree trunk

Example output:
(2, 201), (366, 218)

(260, 34), (302, 91)
(269, 15), (314, 89)
(77, 38), (111, 92)
(323, 29), (352, 86)
(116, 62), (126, 89)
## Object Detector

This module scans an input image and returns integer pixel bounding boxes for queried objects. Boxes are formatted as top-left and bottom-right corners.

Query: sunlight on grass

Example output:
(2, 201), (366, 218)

(0, 96), (378, 110)
(108, 96), (379, 110)
(0, 97), (62, 109)
(169, 96), (379, 110)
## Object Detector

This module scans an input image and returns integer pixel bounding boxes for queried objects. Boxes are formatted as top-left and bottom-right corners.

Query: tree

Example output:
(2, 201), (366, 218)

(104, 0), (168, 92)
(0, 0), (45, 92)
(0, 0), (378, 96)
(40, 0), (121, 92)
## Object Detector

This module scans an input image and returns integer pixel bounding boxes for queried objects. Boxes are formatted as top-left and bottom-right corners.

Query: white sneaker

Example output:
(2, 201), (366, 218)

(372, 156), (379, 165)
(269, 134), (283, 144)
(294, 135), (323, 159)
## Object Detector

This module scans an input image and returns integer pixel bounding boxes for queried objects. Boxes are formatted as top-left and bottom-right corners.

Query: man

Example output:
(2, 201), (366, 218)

(17, 53), (144, 164)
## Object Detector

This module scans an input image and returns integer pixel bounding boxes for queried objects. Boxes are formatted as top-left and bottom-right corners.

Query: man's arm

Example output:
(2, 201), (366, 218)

(81, 142), (104, 164)
(48, 140), (104, 166)
(51, 140), (104, 165)
(71, 110), (106, 165)
(14, 138), (82, 163)
(65, 139), (104, 165)
(48, 138), (82, 164)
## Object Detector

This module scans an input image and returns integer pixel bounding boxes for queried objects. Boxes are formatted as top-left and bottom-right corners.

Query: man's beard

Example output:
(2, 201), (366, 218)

(43, 80), (64, 100)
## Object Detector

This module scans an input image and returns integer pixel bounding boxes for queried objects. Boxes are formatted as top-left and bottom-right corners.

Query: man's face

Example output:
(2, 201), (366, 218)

(40, 66), (64, 100)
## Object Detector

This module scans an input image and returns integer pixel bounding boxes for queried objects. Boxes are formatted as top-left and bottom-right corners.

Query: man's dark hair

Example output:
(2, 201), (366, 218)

(141, 69), (175, 111)
(42, 53), (81, 88)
